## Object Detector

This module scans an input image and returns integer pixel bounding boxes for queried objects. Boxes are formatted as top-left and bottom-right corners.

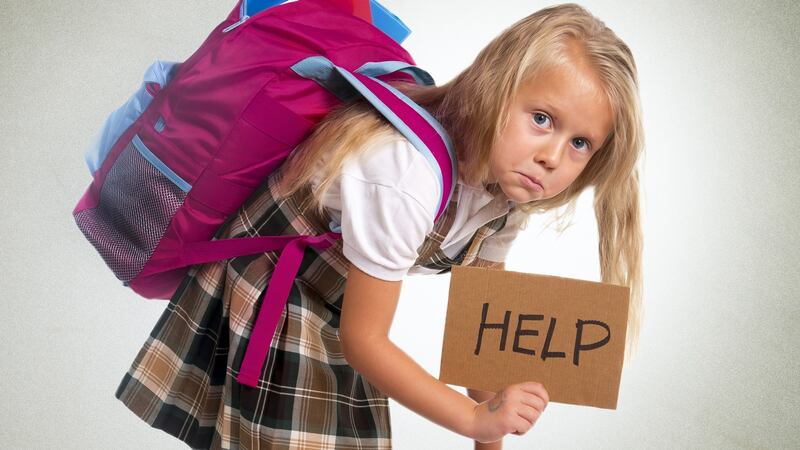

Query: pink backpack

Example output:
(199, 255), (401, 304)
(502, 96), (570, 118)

(73, 0), (456, 386)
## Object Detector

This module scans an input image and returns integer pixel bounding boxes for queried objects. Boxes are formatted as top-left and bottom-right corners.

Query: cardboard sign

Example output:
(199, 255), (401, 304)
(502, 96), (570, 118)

(438, 266), (630, 409)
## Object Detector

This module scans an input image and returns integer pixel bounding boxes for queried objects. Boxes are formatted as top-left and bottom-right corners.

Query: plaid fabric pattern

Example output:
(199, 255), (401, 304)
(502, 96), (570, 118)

(415, 183), (510, 272)
(115, 165), (513, 449)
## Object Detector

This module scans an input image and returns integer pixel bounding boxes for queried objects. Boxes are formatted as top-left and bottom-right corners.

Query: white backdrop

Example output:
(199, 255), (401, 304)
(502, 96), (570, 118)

(0, 1), (797, 448)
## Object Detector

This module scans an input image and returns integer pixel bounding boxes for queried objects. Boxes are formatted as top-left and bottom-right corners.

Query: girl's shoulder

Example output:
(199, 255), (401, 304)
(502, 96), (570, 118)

(333, 130), (444, 281)
(340, 129), (442, 216)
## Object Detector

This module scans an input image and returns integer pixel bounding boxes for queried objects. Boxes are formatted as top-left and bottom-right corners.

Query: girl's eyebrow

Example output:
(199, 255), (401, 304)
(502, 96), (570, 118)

(540, 101), (561, 122)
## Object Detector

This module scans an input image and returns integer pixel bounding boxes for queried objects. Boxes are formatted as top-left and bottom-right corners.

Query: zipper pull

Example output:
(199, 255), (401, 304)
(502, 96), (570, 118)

(223, 14), (249, 33)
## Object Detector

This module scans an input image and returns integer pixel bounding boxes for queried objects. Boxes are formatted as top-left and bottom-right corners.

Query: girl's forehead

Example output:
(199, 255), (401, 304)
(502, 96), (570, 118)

(521, 62), (604, 98)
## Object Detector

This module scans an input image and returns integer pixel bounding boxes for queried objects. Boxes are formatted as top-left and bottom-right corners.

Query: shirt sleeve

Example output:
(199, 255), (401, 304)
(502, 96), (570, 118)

(337, 138), (441, 281)
(477, 208), (526, 262)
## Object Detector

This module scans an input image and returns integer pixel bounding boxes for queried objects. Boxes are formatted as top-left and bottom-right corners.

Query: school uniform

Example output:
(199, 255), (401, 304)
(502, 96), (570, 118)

(114, 131), (524, 449)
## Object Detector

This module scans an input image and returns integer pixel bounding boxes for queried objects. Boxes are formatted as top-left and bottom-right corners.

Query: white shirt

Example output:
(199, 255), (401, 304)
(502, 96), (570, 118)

(310, 130), (525, 281)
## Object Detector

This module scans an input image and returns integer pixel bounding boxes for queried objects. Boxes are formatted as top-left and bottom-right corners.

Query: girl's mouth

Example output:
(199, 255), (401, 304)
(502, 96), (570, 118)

(518, 172), (544, 192)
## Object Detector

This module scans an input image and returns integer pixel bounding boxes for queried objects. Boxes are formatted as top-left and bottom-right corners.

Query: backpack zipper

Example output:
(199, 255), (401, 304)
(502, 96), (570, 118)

(223, 0), (250, 33)
(223, 14), (249, 33)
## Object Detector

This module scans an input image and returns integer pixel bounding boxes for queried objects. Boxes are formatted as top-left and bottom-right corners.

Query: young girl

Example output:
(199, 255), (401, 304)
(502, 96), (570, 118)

(115, 3), (644, 449)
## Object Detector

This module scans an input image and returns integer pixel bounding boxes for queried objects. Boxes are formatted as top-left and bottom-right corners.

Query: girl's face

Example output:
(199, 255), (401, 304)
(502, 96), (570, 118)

(488, 55), (613, 203)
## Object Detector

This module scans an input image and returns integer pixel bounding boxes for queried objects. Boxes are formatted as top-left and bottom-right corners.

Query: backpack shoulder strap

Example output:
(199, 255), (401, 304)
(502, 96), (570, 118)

(291, 56), (457, 225)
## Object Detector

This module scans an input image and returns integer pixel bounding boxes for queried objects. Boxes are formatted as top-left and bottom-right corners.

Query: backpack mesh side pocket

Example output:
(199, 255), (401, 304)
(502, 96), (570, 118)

(75, 135), (189, 281)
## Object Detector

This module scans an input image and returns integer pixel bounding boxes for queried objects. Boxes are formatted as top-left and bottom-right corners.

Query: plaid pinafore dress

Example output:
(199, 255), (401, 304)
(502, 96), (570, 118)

(115, 162), (513, 449)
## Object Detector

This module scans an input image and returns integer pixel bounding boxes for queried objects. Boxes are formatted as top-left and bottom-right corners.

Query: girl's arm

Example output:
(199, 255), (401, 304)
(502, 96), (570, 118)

(339, 263), (479, 439)
(467, 388), (503, 450)
(466, 259), (505, 449)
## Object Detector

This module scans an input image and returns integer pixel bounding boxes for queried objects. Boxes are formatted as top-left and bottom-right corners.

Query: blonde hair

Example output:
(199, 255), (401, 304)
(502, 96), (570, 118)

(275, 3), (646, 366)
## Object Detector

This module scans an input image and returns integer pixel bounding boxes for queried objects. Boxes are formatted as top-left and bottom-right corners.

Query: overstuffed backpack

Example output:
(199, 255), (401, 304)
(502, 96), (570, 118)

(73, 0), (457, 386)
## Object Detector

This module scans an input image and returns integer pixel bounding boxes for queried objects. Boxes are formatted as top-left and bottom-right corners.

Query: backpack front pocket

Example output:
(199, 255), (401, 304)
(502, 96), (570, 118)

(74, 134), (190, 282)
(83, 59), (180, 175)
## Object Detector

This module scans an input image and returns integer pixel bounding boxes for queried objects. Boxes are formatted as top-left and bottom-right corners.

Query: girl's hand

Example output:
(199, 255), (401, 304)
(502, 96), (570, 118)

(468, 381), (550, 443)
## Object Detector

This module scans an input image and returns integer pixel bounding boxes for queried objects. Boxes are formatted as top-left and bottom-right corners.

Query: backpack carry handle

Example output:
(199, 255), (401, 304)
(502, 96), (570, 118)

(355, 61), (435, 86)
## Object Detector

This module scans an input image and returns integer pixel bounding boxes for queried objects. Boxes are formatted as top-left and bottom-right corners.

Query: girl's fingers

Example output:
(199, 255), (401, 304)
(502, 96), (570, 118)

(515, 404), (540, 426)
(518, 382), (550, 405)
(511, 410), (537, 435)
(520, 392), (546, 414)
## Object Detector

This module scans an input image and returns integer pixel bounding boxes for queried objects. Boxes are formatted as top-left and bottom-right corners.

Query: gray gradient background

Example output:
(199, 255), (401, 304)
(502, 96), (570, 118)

(1, 0), (797, 448)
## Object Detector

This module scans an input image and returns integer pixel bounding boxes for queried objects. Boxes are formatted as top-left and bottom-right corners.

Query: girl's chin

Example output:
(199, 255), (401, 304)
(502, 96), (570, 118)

(505, 185), (543, 203)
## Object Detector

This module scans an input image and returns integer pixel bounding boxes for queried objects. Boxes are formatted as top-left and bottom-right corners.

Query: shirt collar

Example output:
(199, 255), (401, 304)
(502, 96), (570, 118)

(457, 179), (515, 213)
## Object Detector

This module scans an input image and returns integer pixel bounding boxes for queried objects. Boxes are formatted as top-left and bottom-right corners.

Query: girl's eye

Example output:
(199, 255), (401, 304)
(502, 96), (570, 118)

(532, 112), (551, 128)
(572, 138), (590, 152)
(532, 112), (592, 153)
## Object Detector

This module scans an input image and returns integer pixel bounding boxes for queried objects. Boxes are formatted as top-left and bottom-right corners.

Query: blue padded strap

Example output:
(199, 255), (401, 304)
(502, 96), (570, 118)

(291, 55), (456, 225)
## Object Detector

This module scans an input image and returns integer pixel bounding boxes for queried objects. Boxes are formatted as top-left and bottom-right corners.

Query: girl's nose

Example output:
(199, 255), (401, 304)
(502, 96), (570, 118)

(533, 138), (568, 169)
